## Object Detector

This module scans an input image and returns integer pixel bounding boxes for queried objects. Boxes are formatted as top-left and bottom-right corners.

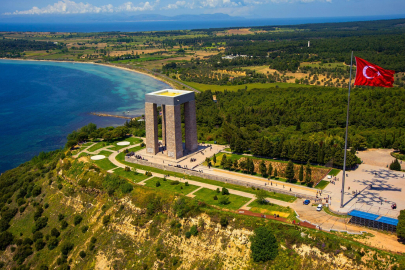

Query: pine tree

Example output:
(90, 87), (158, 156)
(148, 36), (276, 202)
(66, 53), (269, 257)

(299, 164), (304, 182)
(305, 160), (312, 185)
(259, 160), (267, 176)
(220, 154), (227, 167)
(233, 159), (239, 170)
(267, 163), (273, 178)
(213, 154), (217, 164)
(274, 168), (278, 179)
(390, 158), (401, 171)
(285, 160), (295, 182)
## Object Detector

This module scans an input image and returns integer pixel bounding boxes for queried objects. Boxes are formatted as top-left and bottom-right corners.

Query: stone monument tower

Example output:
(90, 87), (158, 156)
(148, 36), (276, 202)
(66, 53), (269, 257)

(145, 89), (198, 159)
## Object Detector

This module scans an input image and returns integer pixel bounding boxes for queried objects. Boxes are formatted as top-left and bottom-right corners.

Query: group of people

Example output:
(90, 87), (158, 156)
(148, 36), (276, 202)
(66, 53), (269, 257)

(190, 158), (197, 162)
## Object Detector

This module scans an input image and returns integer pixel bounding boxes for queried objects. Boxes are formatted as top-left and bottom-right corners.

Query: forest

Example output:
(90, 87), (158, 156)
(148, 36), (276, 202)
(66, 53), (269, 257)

(0, 39), (60, 57)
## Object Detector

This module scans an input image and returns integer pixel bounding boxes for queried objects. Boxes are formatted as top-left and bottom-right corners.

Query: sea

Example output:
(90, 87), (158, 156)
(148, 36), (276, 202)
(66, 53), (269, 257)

(0, 60), (169, 173)
(0, 15), (404, 32)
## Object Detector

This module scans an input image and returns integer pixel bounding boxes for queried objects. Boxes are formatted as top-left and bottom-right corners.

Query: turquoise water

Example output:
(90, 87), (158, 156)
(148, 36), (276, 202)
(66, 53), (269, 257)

(0, 60), (169, 173)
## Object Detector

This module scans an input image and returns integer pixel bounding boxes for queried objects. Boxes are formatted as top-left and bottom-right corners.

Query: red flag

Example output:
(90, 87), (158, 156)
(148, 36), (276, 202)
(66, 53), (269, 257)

(354, 57), (395, 87)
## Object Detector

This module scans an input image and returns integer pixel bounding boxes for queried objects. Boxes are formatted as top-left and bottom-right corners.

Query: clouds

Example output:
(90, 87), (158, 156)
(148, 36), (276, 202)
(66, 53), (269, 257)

(4, 0), (160, 15)
(3, 0), (332, 15)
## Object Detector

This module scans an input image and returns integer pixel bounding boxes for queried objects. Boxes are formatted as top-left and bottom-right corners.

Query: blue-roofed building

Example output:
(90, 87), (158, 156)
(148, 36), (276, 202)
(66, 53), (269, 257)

(348, 209), (398, 232)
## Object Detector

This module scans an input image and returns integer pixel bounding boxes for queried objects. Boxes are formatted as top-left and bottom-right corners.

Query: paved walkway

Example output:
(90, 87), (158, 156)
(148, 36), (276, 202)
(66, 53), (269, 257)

(73, 138), (365, 234)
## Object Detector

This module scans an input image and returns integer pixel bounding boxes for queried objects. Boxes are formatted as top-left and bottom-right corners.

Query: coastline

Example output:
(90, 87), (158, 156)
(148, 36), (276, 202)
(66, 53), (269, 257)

(0, 58), (177, 89)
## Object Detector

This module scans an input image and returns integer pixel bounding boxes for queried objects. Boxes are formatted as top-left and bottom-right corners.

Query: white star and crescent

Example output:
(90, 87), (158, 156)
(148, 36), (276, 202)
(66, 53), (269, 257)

(363, 65), (381, 79)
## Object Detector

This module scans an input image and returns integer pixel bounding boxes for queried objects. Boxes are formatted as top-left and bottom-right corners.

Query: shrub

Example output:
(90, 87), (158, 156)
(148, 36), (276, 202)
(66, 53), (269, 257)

(0, 220), (10, 232)
(51, 228), (60, 238)
(17, 198), (26, 206)
(61, 242), (74, 255)
(102, 215), (111, 226)
(13, 245), (33, 265)
(23, 237), (33, 246)
(185, 182), (189, 186)
(74, 215), (83, 226)
(170, 181), (180, 185)
(79, 250), (86, 258)
(57, 184), (63, 190)
(44, 203), (49, 209)
(39, 265), (48, 270)
(33, 206), (44, 221)
(156, 181), (161, 187)
(124, 166), (130, 171)
(58, 214), (65, 221)
(213, 195), (218, 200)
(90, 237), (97, 244)
(32, 186), (42, 197)
(120, 183), (133, 193)
(47, 237), (59, 250)
(0, 231), (13, 250)
(32, 217), (48, 233)
(81, 226), (89, 233)
(250, 226), (278, 262)
(189, 225), (198, 236)
(221, 187), (229, 195)
(60, 220), (68, 230)
(216, 188), (220, 193)
(35, 239), (46, 251)
(185, 231), (191, 239)
(390, 158), (401, 171)
(33, 231), (43, 241)
(219, 196), (230, 205)
(220, 217), (229, 227)
(256, 189), (268, 205)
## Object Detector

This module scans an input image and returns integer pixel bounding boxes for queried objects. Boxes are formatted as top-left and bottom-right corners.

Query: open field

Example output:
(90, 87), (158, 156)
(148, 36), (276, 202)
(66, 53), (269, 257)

(144, 177), (200, 195)
(192, 188), (251, 210)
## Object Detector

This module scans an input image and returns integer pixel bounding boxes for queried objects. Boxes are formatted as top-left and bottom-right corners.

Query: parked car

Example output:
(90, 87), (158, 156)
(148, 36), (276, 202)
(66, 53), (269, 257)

(316, 204), (323, 211)
(303, 199), (310, 205)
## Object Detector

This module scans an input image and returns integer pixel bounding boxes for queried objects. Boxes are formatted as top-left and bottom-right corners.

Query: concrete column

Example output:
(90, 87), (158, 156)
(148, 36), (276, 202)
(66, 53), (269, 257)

(184, 100), (198, 152)
(166, 104), (183, 159)
(145, 102), (158, 154)
(161, 104), (166, 148)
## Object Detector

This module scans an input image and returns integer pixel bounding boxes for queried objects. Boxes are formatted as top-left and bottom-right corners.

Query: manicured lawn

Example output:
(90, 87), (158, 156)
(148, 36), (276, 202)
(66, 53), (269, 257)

(92, 154), (117, 171)
(193, 188), (251, 210)
(110, 137), (144, 151)
(88, 142), (107, 152)
(113, 168), (150, 183)
(144, 177), (200, 195)
(316, 180), (330, 190)
(328, 169), (341, 176)
(115, 152), (296, 202)
(182, 81), (310, 92)
(247, 200), (295, 220)
(98, 150), (113, 157)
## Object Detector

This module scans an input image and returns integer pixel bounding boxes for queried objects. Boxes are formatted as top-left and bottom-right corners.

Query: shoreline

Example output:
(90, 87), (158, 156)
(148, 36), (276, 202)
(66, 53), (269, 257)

(0, 58), (177, 89)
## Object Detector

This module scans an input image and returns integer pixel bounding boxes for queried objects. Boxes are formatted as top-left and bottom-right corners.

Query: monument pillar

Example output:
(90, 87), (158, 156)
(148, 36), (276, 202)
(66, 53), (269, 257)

(161, 104), (166, 148)
(145, 102), (158, 154)
(184, 100), (198, 152)
(166, 104), (183, 159)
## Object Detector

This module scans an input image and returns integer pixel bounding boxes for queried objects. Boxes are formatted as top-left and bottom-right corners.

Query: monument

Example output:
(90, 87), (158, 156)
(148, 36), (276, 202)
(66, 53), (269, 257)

(145, 89), (198, 159)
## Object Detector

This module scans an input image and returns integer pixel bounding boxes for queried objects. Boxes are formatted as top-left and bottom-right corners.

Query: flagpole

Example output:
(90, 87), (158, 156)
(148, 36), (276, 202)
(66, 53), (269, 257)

(340, 51), (354, 208)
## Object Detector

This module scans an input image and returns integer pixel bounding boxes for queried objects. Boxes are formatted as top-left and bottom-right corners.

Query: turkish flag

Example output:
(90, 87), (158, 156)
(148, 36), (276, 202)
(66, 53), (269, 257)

(354, 57), (395, 87)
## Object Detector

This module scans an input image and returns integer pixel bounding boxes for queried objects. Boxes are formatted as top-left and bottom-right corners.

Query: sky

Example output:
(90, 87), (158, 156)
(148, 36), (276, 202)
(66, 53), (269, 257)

(0, 0), (404, 19)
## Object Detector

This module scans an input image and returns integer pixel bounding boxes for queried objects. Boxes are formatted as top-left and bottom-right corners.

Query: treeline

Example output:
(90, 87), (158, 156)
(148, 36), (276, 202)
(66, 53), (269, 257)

(194, 87), (405, 167)
(0, 39), (60, 57)
(66, 123), (129, 148)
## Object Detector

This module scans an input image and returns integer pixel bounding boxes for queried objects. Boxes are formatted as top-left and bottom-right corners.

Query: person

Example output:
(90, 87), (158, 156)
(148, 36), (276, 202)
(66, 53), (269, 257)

(290, 188), (291, 191)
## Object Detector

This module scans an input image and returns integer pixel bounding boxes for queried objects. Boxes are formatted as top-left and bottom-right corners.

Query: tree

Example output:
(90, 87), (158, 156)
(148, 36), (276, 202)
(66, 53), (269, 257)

(250, 226), (278, 262)
(274, 168), (278, 178)
(233, 159), (239, 170)
(256, 189), (267, 205)
(397, 210), (405, 240)
(74, 215), (83, 226)
(299, 164), (304, 182)
(219, 196), (230, 205)
(213, 154), (217, 164)
(267, 163), (273, 178)
(390, 158), (401, 171)
(222, 187), (230, 195)
(221, 154), (227, 167)
(285, 160), (295, 182)
(205, 157), (211, 168)
(305, 160), (312, 185)
(259, 160), (267, 176)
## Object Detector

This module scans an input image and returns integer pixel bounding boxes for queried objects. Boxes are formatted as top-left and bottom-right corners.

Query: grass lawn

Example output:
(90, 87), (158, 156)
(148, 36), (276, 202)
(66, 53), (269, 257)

(324, 206), (350, 218)
(115, 151), (296, 203)
(144, 177), (200, 195)
(88, 142), (107, 152)
(316, 180), (330, 190)
(113, 168), (150, 183)
(98, 150), (113, 157)
(248, 199), (295, 220)
(328, 169), (341, 176)
(193, 188), (251, 210)
(92, 154), (117, 171)
(182, 81), (310, 92)
(110, 137), (144, 151)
